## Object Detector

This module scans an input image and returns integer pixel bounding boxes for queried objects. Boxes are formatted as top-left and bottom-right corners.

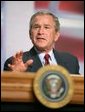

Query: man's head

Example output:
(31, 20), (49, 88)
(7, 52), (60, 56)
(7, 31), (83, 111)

(29, 10), (60, 52)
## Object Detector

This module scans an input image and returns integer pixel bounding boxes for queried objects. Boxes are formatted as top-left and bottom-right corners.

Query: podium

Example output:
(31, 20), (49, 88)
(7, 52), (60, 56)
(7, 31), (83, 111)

(1, 71), (84, 111)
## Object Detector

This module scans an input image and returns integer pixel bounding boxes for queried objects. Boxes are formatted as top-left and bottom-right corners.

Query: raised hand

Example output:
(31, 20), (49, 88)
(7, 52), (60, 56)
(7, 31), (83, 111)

(8, 51), (33, 72)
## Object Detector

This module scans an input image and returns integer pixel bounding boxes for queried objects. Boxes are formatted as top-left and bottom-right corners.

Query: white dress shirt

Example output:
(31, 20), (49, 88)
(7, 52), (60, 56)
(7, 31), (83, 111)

(38, 50), (57, 66)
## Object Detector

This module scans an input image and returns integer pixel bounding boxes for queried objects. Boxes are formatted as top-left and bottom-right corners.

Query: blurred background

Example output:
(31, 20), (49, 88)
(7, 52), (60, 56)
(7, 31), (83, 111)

(1, 1), (84, 75)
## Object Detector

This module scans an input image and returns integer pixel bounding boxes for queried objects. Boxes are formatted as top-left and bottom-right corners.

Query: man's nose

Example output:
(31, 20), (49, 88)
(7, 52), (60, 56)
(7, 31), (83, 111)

(38, 27), (44, 34)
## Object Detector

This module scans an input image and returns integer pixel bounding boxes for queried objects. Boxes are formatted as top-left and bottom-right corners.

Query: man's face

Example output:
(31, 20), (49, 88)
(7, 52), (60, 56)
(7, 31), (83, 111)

(30, 15), (60, 52)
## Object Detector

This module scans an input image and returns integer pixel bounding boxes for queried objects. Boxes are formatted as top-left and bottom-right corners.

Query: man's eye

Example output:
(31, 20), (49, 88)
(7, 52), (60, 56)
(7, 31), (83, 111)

(45, 26), (50, 29)
(33, 25), (39, 28)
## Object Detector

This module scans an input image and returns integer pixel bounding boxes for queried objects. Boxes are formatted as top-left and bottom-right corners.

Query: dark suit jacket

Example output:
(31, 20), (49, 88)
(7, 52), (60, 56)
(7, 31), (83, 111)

(4, 47), (79, 74)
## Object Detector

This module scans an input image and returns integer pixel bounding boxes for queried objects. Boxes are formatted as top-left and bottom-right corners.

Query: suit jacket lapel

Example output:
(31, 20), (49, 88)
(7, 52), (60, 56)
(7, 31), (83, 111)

(53, 49), (64, 66)
(27, 47), (42, 72)
(30, 55), (42, 72)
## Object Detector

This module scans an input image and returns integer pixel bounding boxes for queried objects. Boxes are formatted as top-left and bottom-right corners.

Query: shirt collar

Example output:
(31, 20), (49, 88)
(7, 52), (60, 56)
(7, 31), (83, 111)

(34, 47), (55, 64)
(38, 50), (53, 62)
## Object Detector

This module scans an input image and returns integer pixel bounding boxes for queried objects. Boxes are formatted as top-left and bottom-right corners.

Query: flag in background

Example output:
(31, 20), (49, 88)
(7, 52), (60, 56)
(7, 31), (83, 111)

(34, 1), (84, 75)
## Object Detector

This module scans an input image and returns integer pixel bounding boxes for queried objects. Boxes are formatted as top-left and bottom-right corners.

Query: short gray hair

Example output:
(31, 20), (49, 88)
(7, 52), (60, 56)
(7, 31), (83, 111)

(29, 10), (60, 35)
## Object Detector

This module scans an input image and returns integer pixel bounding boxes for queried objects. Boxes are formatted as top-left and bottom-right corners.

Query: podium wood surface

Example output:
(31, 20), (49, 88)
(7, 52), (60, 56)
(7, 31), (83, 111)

(1, 72), (84, 104)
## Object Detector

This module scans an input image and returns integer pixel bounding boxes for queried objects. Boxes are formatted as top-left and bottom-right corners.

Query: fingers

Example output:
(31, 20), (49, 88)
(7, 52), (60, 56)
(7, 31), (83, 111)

(15, 51), (23, 59)
(8, 50), (33, 71)
(25, 59), (33, 67)
(12, 51), (23, 64)
(8, 64), (14, 70)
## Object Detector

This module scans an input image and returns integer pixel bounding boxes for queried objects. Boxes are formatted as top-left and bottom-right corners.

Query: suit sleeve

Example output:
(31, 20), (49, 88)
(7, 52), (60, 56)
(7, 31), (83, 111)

(3, 57), (13, 71)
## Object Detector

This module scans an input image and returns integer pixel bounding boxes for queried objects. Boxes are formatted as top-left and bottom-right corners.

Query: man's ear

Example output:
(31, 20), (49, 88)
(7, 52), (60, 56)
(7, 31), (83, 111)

(55, 32), (60, 41)
(29, 30), (32, 40)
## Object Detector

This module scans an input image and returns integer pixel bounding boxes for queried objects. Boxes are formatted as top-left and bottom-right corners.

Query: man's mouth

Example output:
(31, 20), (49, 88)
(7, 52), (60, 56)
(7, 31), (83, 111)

(37, 37), (46, 40)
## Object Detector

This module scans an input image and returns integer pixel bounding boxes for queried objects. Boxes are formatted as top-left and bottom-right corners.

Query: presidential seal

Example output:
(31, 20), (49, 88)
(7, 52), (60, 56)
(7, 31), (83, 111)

(33, 65), (74, 109)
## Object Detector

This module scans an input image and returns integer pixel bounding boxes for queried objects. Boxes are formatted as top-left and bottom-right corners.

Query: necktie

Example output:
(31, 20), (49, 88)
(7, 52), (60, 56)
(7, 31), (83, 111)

(44, 54), (50, 65)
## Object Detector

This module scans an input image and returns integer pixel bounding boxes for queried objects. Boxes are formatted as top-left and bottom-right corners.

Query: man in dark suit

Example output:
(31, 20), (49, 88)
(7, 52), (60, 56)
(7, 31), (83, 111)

(4, 10), (79, 74)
